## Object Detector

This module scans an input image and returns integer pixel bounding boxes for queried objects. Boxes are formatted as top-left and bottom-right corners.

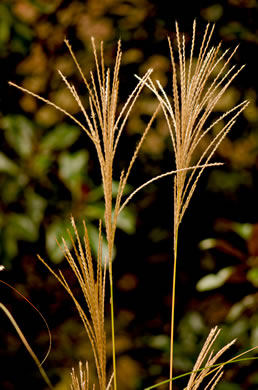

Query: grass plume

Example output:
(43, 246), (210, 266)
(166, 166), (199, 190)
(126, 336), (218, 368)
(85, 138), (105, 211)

(10, 38), (160, 389)
(136, 20), (249, 388)
(38, 217), (108, 389)
(8, 21), (251, 389)
(70, 361), (94, 390)
(185, 327), (236, 390)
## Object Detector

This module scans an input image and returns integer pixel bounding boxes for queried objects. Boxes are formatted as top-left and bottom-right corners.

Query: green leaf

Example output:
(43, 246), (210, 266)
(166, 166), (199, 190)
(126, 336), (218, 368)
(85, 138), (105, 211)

(196, 267), (233, 291)
(41, 124), (81, 151)
(58, 150), (88, 178)
(85, 203), (105, 220)
(85, 202), (136, 234)
(1, 177), (28, 203)
(8, 214), (38, 242)
(0, 15), (10, 45)
(10, 37), (30, 55)
(0, 152), (19, 175)
(0, 4), (11, 43)
(2, 115), (35, 158)
(25, 190), (47, 224)
(85, 181), (133, 203)
(112, 180), (133, 197)
(199, 238), (217, 250)
(58, 150), (88, 195)
(233, 222), (252, 240)
(247, 267), (258, 287)
(46, 219), (74, 263)
(149, 334), (170, 350)
(30, 153), (53, 177)
(208, 170), (251, 193)
(87, 224), (116, 265)
(2, 230), (18, 259)
(86, 185), (105, 202)
(13, 22), (34, 41)
(116, 207), (136, 234)
(227, 299), (252, 322)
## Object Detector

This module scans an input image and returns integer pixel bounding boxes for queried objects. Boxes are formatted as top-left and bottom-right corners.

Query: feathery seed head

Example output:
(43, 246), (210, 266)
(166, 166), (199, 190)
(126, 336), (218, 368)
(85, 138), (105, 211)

(38, 217), (107, 390)
(141, 21), (249, 233)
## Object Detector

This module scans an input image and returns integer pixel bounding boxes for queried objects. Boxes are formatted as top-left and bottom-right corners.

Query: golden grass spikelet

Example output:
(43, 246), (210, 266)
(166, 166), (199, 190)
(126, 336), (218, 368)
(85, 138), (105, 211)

(70, 361), (114, 390)
(135, 21), (249, 389)
(9, 38), (157, 259)
(9, 23), (251, 390)
(38, 217), (108, 390)
(70, 361), (94, 390)
(139, 20), (249, 235)
(185, 326), (236, 390)
(9, 39), (160, 389)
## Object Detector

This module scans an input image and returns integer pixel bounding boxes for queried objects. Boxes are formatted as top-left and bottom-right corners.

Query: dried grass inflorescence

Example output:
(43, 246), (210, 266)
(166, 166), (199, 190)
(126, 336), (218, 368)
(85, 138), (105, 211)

(70, 361), (114, 390)
(38, 217), (107, 389)
(185, 327), (236, 390)
(70, 361), (94, 390)
(136, 21), (249, 388)
(139, 20), (249, 236)
(9, 21), (251, 390)
(10, 38), (159, 390)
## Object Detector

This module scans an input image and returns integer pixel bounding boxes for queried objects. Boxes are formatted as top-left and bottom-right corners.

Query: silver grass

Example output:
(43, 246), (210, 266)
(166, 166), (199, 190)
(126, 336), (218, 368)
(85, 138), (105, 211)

(136, 21), (249, 389)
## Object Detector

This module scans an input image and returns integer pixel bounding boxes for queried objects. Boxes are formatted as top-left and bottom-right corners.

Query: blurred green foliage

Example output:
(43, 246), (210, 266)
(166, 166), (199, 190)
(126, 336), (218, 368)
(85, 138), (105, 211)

(0, 111), (136, 263)
(0, 0), (257, 389)
(0, 2), (34, 56)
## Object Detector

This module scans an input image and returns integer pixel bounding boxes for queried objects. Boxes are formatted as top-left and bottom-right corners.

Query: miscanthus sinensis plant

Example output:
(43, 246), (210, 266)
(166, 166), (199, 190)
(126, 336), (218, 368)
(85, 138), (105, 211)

(9, 21), (255, 390)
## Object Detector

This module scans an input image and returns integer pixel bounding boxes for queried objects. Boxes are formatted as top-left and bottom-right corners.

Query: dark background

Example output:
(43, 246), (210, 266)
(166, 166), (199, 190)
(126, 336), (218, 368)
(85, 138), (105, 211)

(0, 0), (258, 389)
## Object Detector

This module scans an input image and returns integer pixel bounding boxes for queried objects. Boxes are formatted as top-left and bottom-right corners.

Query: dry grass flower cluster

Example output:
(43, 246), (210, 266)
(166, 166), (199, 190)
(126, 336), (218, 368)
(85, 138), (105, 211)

(138, 21), (249, 388)
(8, 21), (255, 390)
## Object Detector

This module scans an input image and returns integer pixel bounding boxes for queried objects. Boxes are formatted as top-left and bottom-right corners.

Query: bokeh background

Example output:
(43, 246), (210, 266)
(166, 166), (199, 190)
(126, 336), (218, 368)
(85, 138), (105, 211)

(0, 0), (258, 389)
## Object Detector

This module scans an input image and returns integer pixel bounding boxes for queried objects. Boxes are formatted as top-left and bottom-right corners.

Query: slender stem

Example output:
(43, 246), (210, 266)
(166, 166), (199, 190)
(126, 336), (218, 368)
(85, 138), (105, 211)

(106, 198), (117, 390)
(169, 227), (179, 390)
(104, 158), (118, 390)
(0, 303), (54, 390)
(109, 261), (117, 390)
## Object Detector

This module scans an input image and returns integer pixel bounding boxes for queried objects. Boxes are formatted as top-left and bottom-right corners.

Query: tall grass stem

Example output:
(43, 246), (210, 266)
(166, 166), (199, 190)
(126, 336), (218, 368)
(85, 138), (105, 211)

(169, 230), (178, 390)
